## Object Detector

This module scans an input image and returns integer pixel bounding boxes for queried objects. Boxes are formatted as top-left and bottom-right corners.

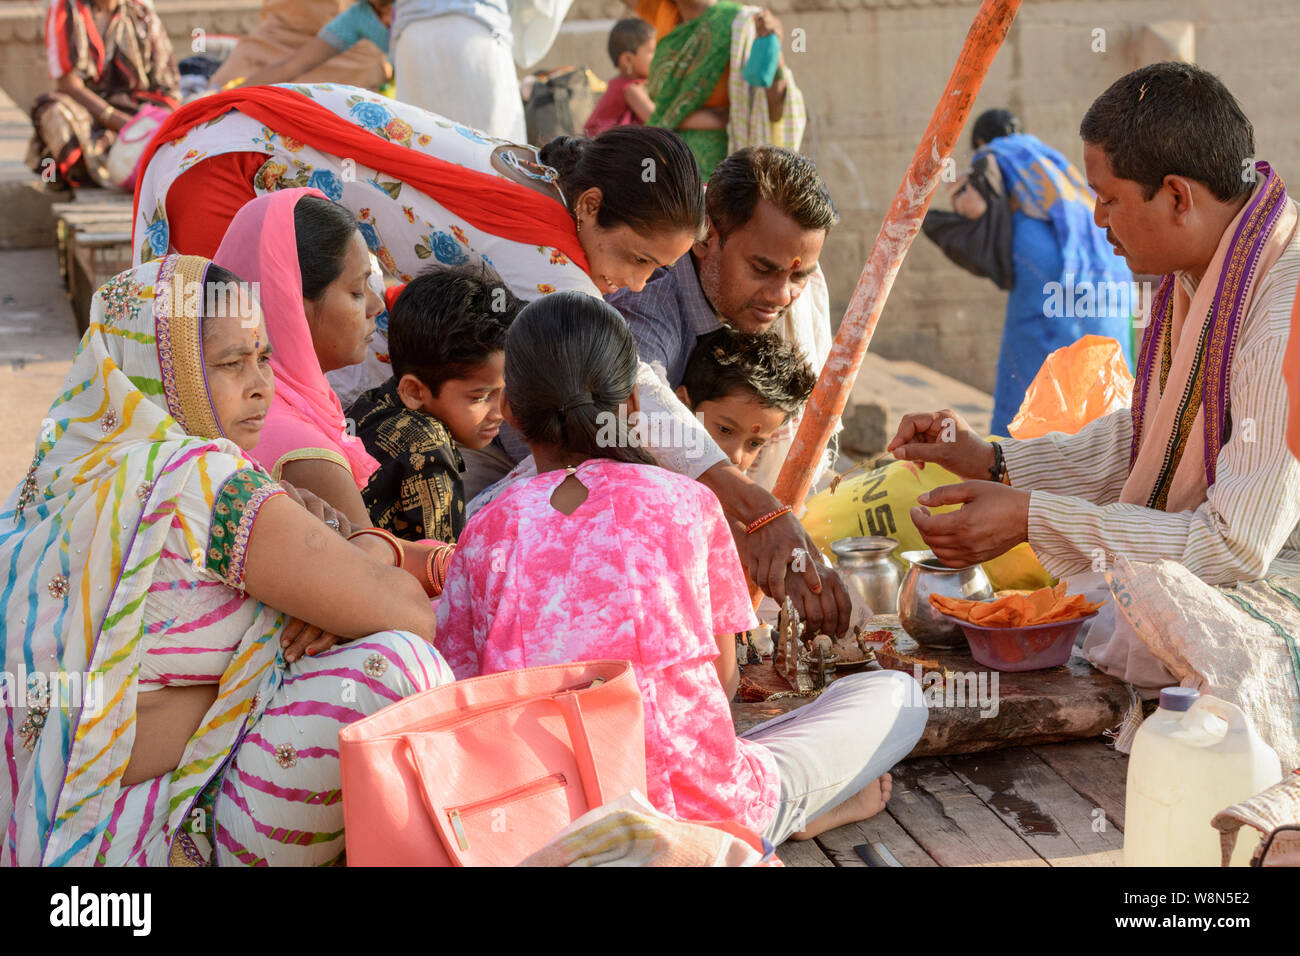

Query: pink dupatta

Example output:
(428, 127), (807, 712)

(215, 188), (380, 486)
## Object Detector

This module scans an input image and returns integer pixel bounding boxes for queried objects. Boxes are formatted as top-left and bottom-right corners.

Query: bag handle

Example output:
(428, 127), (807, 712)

(555, 690), (605, 809)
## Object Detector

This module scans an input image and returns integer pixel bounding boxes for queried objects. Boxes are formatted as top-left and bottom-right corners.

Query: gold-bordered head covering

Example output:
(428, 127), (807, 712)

(154, 252), (226, 440)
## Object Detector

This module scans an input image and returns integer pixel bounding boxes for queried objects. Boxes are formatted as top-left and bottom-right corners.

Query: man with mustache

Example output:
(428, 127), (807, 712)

(888, 62), (1300, 687)
(609, 145), (841, 491)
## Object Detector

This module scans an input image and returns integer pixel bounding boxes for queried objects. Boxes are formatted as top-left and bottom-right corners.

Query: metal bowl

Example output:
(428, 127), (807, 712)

(896, 549), (994, 648)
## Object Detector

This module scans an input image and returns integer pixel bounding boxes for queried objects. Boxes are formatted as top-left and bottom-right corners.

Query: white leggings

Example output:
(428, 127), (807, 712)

(741, 669), (928, 845)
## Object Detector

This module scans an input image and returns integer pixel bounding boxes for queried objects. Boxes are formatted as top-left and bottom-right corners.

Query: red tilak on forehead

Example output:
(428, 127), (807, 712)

(752, 424), (761, 433)
(791, 257), (801, 270)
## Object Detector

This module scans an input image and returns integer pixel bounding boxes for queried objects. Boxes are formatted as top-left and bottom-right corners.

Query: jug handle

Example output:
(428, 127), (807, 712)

(1185, 695), (1248, 737)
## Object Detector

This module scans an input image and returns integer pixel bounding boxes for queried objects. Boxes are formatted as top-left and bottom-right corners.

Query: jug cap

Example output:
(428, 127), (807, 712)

(1158, 687), (1198, 711)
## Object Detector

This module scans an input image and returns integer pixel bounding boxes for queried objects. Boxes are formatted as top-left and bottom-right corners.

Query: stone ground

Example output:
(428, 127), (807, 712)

(0, 248), (78, 493)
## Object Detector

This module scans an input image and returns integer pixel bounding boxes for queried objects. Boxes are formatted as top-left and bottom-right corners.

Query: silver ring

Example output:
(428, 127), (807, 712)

(325, 518), (340, 530)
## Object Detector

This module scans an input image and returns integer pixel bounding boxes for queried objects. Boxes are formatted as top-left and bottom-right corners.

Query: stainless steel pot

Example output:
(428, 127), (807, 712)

(897, 549), (994, 648)
(830, 536), (901, 615)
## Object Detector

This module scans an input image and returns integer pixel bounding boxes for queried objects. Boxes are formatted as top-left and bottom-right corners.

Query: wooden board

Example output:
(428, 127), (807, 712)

(888, 758), (1046, 867)
(944, 748), (1123, 866)
(776, 838), (833, 867)
(814, 809), (938, 867)
(1032, 740), (1130, 832)
(732, 620), (1130, 756)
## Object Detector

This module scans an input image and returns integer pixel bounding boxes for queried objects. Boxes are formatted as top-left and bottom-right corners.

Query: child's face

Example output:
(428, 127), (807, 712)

(422, 351), (506, 450)
(623, 36), (656, 78)
(679, 387), (788, 474)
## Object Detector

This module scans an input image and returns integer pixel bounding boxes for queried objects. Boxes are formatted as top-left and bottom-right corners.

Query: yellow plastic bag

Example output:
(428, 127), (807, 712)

(802, 458), (1053, 592)
(1007, 334), (1134, 439)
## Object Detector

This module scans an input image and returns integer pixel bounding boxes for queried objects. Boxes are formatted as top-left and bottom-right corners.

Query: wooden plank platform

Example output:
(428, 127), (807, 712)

(732, 618), (1130, 757)
(52, 194), (135, 335)
(780, 738), (1129, 867)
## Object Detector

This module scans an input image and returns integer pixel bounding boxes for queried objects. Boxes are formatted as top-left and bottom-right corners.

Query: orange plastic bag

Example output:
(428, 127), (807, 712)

(1006, 335), (1134, 439)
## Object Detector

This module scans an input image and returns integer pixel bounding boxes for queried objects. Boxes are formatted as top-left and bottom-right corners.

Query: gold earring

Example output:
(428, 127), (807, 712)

(576, 217), (583, 234)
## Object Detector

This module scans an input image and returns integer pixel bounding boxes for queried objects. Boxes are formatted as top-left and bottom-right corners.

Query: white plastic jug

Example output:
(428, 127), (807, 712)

(1124, 688), (1282, 866)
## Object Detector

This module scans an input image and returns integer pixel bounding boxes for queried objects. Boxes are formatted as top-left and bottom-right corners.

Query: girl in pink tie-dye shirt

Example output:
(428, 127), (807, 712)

(436, 292), (927, 843)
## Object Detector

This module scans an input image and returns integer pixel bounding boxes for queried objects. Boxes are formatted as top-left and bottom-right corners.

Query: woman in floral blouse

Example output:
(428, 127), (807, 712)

(131, 83), (701, 302)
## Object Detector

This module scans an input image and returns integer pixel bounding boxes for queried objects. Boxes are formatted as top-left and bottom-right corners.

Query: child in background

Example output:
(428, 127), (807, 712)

(236, 0), (394, 89)
(436, 292), (926, 846)
(583, 18), (656, 138)
(676, 326), (815, 477)
(347, 264), (523, 542)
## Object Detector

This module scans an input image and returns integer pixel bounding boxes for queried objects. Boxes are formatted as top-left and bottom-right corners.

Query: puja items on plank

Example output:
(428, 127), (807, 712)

(929, 583), (1106, 672)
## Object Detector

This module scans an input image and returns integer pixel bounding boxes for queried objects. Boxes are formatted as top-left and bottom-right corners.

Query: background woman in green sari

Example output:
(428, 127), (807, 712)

(636, 0), (805, 175)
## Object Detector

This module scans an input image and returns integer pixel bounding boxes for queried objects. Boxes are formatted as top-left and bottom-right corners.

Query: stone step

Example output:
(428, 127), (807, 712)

(0, 246), (81, 493)
(837, 350), (994, 461)
(0, 84), (58, 250)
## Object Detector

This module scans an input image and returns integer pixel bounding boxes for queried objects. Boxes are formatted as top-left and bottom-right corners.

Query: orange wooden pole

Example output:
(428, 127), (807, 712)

(773, 0), (1023, 511)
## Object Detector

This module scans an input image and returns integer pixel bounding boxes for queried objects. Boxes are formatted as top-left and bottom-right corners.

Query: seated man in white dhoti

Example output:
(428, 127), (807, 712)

(885, 62), (1300, 689)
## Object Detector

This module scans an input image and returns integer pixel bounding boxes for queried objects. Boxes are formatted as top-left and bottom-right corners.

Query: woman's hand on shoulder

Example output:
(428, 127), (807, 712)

(277, 457), (374, 528)
(278, 480), (355, 537)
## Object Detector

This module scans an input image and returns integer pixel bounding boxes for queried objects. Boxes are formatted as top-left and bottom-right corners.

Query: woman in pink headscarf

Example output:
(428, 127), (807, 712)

(215, 188), (454, 601)
(215, 187), (381, 525)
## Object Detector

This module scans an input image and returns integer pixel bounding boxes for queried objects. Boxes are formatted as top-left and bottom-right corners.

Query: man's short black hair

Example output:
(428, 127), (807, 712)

(608, 17), (654, 66)
(681, 326), (816, 419)
(386, 263), (523, 397)
(706, 146), (839, 242)
(1079, 61), (1255, 202)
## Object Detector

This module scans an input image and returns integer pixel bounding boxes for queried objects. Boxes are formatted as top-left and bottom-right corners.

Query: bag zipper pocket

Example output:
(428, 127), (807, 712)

(445, 772), (568, 853)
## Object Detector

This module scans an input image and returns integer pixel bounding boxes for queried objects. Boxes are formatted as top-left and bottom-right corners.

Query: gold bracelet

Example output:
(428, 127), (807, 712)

(348, 527), (403, 567)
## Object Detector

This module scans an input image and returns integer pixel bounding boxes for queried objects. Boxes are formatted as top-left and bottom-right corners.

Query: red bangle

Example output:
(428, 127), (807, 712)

(425, 544), (454, 597)
(745, 505), (792, 535)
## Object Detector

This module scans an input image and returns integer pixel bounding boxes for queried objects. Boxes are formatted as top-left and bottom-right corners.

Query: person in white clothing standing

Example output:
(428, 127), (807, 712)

(391, 0), (526, 142)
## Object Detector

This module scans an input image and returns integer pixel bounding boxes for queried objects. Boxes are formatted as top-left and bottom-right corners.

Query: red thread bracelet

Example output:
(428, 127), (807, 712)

(745, 505), (792, 535)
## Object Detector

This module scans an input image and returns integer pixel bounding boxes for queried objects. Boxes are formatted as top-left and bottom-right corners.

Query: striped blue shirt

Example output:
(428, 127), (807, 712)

(607, 254), (722, 387)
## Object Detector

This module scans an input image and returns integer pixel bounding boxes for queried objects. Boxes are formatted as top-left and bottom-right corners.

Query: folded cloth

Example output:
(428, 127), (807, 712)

(518, 791), (778, 867)
(1211, 774), (1300, 867)
(930, 582), (1104, 627)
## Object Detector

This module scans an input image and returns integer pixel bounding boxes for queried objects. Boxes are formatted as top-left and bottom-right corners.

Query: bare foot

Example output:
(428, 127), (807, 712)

(789, 773), (893, 841)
